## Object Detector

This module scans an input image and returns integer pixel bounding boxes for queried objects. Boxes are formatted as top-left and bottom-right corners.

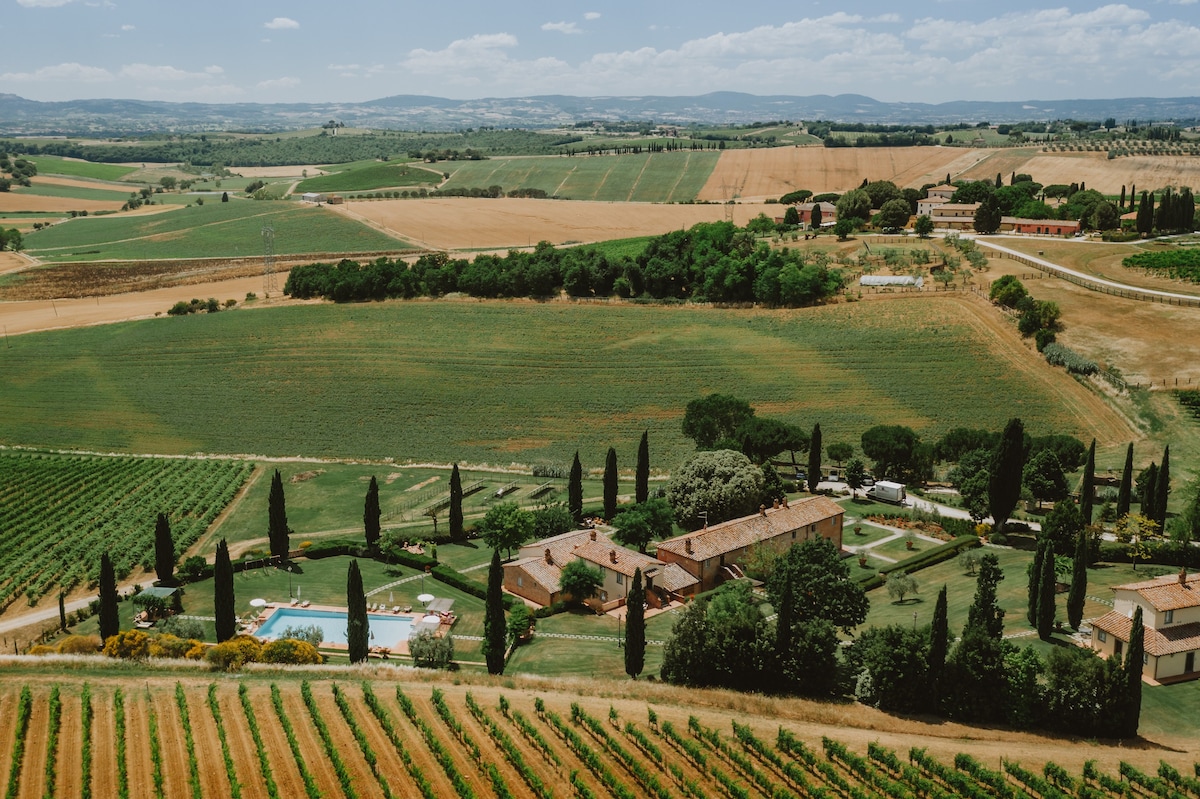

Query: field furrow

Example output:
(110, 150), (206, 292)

(91, 690), (119, 799)
(246, 689), (310, 799)
(16, 692), (49, 799)
(55, 690), (83, 799)
(150, 691), (190, 799)
(339, 688), (431, 799)
(123, 693), (157, 799)
(380, 690), (480, 799)
(0, 692), (14, 792)
(311, 685), (387, 799)
(216, 688), (270, 799)
(276, 687), (343, 796)
(182, 686), (232, 799)
(451, 693), (541, 799)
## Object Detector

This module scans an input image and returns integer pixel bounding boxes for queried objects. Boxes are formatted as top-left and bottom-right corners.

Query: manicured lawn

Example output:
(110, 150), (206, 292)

(506, 629), (665, 678)
(0, 299), (1109, 467)
(209, 461), (609, 554)
(841, 523), (895, 547)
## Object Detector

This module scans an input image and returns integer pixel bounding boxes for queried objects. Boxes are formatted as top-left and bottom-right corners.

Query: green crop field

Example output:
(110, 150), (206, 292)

(0, 299), (1111, 469)
(21, 201), (410, 261)
(0, 450), (252, 606)
(440, 151), (719, 202)
(295, 162), (442, 193)
(23, 155), (137, 181)
(14, 183), (134, 202)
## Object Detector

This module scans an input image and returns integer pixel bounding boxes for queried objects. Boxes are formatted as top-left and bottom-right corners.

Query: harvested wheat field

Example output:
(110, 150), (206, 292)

(32, 175), (132, 191)
(236, 165), (329, 178)
(0, 193), (123, 213)
(0, 669), (1195, 799)
(698, 146), (988, 200)
(337, 197), (777, 250)
(960, 150), (1200, 195)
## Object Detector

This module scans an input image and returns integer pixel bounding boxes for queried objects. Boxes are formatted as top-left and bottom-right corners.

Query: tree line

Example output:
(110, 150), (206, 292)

(284, 221), (845, 306)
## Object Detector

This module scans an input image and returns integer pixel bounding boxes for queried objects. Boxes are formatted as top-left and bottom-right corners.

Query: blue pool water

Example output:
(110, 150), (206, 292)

(255, 607), (415, 649)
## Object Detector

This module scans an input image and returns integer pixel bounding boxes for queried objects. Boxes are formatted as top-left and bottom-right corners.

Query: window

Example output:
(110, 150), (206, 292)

(1165, 609), (1175, 625)
(1097, 629), (1107, 642)
(1143, 653), (1148, 665)
(616, 573), (623, 586)
(1115, 640), (1123, 657)
(517, 576), (524, 587)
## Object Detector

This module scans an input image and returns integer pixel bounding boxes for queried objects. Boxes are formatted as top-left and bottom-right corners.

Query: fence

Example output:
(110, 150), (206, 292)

(992, 251), (1200, 308)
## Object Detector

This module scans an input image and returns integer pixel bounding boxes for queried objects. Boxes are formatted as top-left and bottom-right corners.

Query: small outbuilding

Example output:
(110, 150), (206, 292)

(859, 275), (923, 288)
(301, 192), (327, 204)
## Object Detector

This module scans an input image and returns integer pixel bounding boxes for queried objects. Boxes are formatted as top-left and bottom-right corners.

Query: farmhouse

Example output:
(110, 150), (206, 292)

(1090, 569), (1200, 683)
(1000, 217), (1080, 236)
(301, 192), (327, 204)
(654, 496), (844, 592)
(503, 528), (698, 611)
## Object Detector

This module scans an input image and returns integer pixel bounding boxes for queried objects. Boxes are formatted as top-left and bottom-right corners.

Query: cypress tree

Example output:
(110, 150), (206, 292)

(995, 172), (1002, 189)
(1141, 463), (1158, 523)
(966, 553), (1006, 640)
(482, 550), (506, 675)
(267, 469), (290, 560)
(1027, 537), (1046, 627)
(154, 512), (175, 586)
(569, 452), (583, 519)
(1080, 439), (1096, 525)
(928, 584), (949, 699)
(1068, 527), (1088, 629)
(635, 431), (650, 505)
(1117, 443), (1134, 517)
(213, 539), (236, 643)
(988, 418), (1026, 533)
(1037, 540), (1057, 639)
(808, 423), (822, 494)
(449, 464), (464, 541)
(1155, 446), (1170, 530)
(1119, 185), (1126, 209)
(364, 476), (381, 548)
(603, 447), (618, 521)
(625, 568), (646, 679)
(346, 560), (369, 664)
(58, 592), (67, 632)
(98, 553), (119, 643)
(1123, 606), (1144, 737)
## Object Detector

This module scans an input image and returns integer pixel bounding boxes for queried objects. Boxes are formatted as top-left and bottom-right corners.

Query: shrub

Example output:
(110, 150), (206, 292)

(178, 555), (209, 582)
(409, 631), (455, 668)
(57, 634), (102, 654)
(206, 635), (262, 671)
(161, 616), (205, 640)
(1043, 343), (1098, 375)
(103, 629), (153, 660)
(260, 639), (323, 665)
(149, 633), (195, 659)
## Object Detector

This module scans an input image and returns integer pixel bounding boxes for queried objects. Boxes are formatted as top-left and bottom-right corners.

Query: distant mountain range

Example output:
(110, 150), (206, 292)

(1, 92), (1198, 135)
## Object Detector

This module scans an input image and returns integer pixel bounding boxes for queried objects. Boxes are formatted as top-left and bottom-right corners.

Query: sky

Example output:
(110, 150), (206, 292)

(2, 1), (1199, 105)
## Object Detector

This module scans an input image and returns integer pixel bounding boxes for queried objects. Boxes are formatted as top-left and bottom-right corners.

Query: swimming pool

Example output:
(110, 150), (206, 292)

(255, 607), (415, 650)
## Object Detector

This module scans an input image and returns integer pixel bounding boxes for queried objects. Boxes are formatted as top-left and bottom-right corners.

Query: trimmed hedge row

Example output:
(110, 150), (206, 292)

(1099, 541), (1200, 569)
(855, 535), (981, 591)
(431, 564), (518, 610)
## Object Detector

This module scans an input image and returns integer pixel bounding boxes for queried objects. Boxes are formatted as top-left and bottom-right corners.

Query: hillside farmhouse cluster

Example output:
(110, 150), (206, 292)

(503, 495), (844, 612)
(1091, 569), (1200, 684)
(917, 184), (1080, 235)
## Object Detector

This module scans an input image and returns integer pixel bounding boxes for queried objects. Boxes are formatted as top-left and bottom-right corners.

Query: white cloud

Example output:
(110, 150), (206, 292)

(263, 17), (298, 30)
(16, 0), (75, 6)
(119, 63), (214, 82)
(1170, 0), (1198, 5)
(584, 11), (600, 20)
(204, 65), (223, 75)
(257, 76), (300, 90)
(0, 62), (111, 82)
(542, 21), (580, 34)
(120, 23), (133, 30)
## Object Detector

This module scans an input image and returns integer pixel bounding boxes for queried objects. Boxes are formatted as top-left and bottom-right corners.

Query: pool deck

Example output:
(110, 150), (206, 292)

(244, 600), (456, 658)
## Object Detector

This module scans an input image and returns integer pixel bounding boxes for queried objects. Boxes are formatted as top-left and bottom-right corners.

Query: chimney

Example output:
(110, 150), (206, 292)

(772, 498), (780, 510)
(589, 530), (597, 541)
(609, 549), (618, 564)
(544, 548), (552, 565)
(759, 504), (767, 517)
(684, 538), (693, 555)
(782, 496), (789, 508)
(1180, 566), (1188, 585)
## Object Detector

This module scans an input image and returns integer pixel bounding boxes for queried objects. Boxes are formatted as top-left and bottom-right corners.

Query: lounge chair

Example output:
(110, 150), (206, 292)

(300, 600), (310, 607)
(290, 597), (299, 606)
(392, 605), (400, 613)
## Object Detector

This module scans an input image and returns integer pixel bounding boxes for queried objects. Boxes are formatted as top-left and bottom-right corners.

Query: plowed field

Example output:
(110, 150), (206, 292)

(335, 197), (778, 250)
(957, 150), (1200, 195)
(0, 673), (1195, 799)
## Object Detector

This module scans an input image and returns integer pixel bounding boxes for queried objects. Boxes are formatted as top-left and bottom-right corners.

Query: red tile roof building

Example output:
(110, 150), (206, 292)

(1091, 569), (1200, 683)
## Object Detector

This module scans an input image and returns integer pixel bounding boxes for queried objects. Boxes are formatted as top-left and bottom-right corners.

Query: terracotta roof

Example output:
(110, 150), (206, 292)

(574, 540), (663, 578)
(518, 528), (613, 566)
(930, 203), (980, 211)
(654, 496), (843, 562)
(927, 184), (956, 193)
(658, 564), (700, 593)
(1114, 572), (1200, 612)
(1092, 611), (1200, 657)
(505, 557), (562, 594)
